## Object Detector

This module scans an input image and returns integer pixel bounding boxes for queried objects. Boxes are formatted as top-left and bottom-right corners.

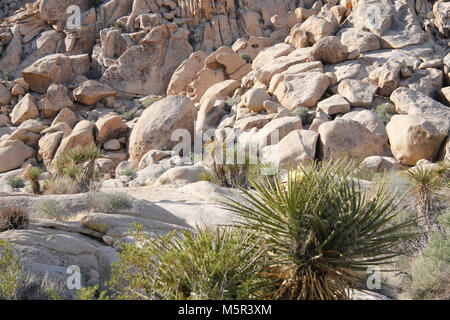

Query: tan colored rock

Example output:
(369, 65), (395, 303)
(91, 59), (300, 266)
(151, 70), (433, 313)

(234, 114), (272, 131)
(186, 67), (226, 102)
(5, 128), (40, 148)
(38, 131), (64, 168)
(22, 53), (90, 93)
(386, 115), (449, 165)
(0, 140), (35, 173)
(104, 139), (121, 151)
(95, 114), (127, 144)
(167, 51), (208, 96)
(288, 25), (309, 49)
(337, 79), (377, 107)
(340, 109), (388, 140)
(241, 88), (270, 112)
(319, 119), (391, 159)
(52, 107), (77, 128)
(41, 84), (73, 118)
(300, 13), (338, 44)
(390, 87), (450, 119)
(441, 87), (450, 105)
(129, 96), (197, 162)
(434, 1), (450, 37)
(206, 46), (247, 75)
(369, 60), (404, 97)
(256, 116), (303, 146)
(261, 129), (318, 169)
(252, 43), (295, 69)
(317, 94), (350, 115)
(0, 84), (12, 106)
(309, 36), (348, 64)
(52, 120), (95, 167)
(10, 94), (40, 126)
(232, 36), (272, 61)
(340, 28), (380, 53)
(274, 72), (330, 110)
(40, 122), (72, 137)
(73, 80), (117, 106)
(199, 80), (240, 105)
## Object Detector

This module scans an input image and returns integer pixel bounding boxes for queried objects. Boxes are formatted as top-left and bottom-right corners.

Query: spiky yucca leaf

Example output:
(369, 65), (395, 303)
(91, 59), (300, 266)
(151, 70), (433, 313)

(223, 159), (418, 300)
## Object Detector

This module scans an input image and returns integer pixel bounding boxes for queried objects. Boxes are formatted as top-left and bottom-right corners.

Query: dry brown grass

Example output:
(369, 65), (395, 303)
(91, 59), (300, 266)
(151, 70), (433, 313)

(0, 205), (29, 232)
(43, 176), (80, 195)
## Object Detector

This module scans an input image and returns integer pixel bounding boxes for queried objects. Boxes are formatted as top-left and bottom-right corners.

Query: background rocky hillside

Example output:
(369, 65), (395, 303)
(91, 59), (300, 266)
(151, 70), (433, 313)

(0, 0), (449, 300)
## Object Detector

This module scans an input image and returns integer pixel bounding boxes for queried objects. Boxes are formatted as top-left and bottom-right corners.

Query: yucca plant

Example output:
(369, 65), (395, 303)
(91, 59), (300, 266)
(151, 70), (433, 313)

(401, 165), (446, 231)
(24, 167), (43, 194)
(223, 159), (418, 300)
(79, 144), (103, 191)
(107, 225), (270, 300)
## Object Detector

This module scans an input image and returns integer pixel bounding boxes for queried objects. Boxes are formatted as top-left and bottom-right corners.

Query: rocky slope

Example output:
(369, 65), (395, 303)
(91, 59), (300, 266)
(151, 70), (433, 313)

(0, 0), (449, 299)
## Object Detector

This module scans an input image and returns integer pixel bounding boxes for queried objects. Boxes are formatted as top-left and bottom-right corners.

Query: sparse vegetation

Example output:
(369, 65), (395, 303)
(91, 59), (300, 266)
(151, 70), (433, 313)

(292, 106), (315, 126)
(225, 96), (241, 109)
(2, 72), (9, 81)
(121, 111), (133, 121)
(114, 21), (125, 31)
(90, 192), (133, 213)
(106, 225), (269, 300)
(51, 145), (103, 193)
(24, 167), (43, 195)
(375, 103), (397, 125)
(0, 205), (29, 232)
(120, 168), (136, 178)
(223, 159), (418, 299)
(36, 199), (65, 220)
(43, 176), (81, 195)
(141, 95), (159, 108)
(239, 53), (252, 63)
(0, 240), (22, 300)
(8, 177), (25, 189)
(410, 211), (450, 300)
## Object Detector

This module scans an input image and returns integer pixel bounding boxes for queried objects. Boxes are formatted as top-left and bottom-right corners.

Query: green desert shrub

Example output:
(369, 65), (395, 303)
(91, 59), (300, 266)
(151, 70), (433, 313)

(8, 177), (25, 189)
(223, 159), (418, 300)
(91, 192), (133, 213)
(121, 112), (133, 121)
(239, 53), (252, 63)
(120, 168), (136, 178)
(375, 103), (396, 125)
(292, 106), (315, 126)
(0, 205), (29, 232)
(0, 240), (22, 300)
(225, 96), (241, 109)
(36, 199), (65, 220)
(410, 211), (450, 299)
(141, 95), (159, 108)
(107, 225), (269, 300)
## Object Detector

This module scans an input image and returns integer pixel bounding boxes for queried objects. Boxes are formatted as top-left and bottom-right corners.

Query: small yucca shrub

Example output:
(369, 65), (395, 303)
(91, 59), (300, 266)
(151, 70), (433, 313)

(0, 205), (29, 232)
(223, 159), (418, 300)
(107, 225), (269, 300)
(24, 167), (43, 195)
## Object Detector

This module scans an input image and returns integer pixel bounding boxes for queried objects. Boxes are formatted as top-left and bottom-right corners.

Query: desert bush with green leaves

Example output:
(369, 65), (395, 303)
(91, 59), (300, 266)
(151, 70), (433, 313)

(8, 177), (25, 189)
(24, 167), (43, 194)
(36, 199), (65, 220)
(106, 225), (270, 300)
(292, 106), (315, 126)
(90, 192), (133, 213)
(410, 211), (450, 300)
(0, 240), (22, 300)
(223, 159), (418, 299)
